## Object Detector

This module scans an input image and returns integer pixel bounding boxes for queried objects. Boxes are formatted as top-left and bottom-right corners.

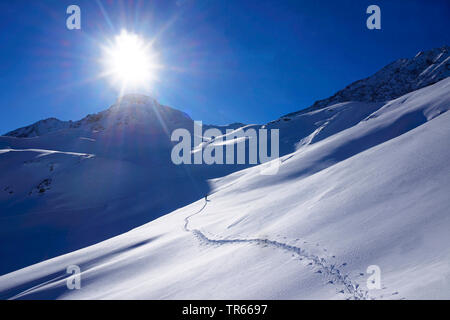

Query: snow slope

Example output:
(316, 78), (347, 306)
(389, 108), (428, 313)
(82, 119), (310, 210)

(0, 95), (251, 275)
(282, 45), (449, 117)
(1, 77), (449, 300)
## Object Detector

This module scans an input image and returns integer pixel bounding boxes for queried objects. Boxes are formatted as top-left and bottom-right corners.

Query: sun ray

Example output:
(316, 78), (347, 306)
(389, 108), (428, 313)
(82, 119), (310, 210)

(101, 30), (160, 93)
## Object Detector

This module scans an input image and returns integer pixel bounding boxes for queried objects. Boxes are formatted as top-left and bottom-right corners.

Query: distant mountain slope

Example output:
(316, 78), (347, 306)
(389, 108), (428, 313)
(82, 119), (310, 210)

(282, 46), (449, 118)
(4, 95), (192, 138)
(4, 118), (70, 138)
(4, 95), (246, 139)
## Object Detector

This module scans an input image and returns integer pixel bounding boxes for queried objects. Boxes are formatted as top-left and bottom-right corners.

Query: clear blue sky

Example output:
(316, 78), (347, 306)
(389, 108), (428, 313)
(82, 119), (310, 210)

(0, 0), (449, 133)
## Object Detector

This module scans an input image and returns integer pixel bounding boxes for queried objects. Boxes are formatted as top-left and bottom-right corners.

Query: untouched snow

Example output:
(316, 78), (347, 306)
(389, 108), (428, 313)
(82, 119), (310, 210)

(0, 78), (449, 299)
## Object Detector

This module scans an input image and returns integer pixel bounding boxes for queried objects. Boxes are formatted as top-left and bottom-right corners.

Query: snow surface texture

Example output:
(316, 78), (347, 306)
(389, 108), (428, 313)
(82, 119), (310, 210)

(0, 95), (252, 275)
(0, 78), (449, 299)
(0, 48), (449, 299)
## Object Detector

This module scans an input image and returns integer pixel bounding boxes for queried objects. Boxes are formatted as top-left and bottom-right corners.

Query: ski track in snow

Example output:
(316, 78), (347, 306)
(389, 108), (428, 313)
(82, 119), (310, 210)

(184, 200), (389, 300)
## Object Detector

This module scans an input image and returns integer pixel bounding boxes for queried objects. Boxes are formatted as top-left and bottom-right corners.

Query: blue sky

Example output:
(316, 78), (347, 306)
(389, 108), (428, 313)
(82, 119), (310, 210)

(0, 0), (449, 133)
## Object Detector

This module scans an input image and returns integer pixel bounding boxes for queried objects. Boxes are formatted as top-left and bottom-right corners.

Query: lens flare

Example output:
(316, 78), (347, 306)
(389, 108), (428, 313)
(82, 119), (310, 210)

(102, 30), (159, 91)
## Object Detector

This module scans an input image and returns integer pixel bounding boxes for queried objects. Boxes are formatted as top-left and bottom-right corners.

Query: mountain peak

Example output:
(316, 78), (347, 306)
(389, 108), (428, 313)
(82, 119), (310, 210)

(115, 94), (156, 105)
(282, 45), (449, 119)
(316, 45), (450, 106)
(4, 117), (68, 138)
(4, 95), (192, 138)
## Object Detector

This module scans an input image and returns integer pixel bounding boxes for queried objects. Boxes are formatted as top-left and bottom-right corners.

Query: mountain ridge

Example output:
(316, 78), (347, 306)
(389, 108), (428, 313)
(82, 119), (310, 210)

(280, 45), (449, 119)
(4, 94), (192, 138)
(6, 46), (449, 139)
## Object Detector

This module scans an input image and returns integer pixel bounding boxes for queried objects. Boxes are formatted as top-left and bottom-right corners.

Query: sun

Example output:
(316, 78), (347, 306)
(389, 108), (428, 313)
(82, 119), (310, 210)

(102, 30), (159, 91)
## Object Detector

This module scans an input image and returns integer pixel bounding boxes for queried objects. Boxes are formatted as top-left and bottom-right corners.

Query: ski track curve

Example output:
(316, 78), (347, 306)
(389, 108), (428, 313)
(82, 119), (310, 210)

(184, 200), (374, 300)
(4, 201), (402, 300)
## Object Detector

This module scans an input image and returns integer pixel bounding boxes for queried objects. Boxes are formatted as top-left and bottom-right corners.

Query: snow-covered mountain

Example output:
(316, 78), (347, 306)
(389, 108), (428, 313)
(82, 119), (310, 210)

(5, 95), (192, 138)
(0, 47), (449, 299)
(0, 95), (251, 275)
(282, 45), (449, 118)
(5, 94), (246, 139)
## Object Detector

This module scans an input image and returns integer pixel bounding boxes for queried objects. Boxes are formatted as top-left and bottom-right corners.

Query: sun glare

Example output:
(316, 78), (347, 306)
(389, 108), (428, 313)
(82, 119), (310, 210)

(102, 30), (159, 91)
